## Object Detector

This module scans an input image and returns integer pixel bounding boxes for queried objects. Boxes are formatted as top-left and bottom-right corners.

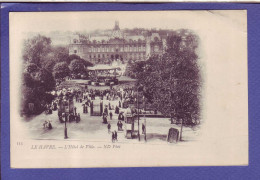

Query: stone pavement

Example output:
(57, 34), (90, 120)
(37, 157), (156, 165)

(22, 97), (200, 144)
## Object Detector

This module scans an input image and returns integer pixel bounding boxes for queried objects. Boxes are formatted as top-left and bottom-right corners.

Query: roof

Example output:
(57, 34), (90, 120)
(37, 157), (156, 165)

(90, 36), (110, 42)
(87, 64), (120, 71)
(125, 35), (145, 42)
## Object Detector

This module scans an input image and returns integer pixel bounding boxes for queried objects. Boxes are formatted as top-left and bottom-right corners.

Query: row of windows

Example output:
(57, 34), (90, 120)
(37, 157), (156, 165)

(87, 45), (147, 53)
(73, 48), (160, 54)
(88, 53), (146, 59)
(73, 39), (147, 44)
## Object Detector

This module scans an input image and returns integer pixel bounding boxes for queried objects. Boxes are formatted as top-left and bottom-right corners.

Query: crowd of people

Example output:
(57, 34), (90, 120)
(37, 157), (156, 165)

(43, 85), (149, 141)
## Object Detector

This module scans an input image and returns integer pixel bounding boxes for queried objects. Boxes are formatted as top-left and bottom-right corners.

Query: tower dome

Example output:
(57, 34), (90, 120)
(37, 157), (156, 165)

(111, 21), (123, 39)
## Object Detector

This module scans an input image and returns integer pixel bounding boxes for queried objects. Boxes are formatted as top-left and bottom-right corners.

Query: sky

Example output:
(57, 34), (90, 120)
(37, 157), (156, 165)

(9, 10), (246, 33)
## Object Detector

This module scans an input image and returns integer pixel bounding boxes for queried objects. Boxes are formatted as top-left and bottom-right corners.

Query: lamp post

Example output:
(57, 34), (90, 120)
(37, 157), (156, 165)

(137, 90), (140, 141)
(63, 99), (69, 139)
(179, 117), (184, 141)
(64, 113), (68, 139)
(144, 98), (147, 142)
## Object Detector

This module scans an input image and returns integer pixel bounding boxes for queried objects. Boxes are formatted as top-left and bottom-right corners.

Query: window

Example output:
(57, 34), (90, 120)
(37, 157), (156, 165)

(74, 39), (77, 43)
(74, 50), (77, 54)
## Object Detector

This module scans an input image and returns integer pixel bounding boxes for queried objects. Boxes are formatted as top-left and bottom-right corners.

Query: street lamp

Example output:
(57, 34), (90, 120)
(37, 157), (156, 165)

(136, 85), (144, 141)
(63, 100), (69, 139)
(144, 97), (147, 142)
(137, 90), (140, 141)
(64, 115), (68, 139)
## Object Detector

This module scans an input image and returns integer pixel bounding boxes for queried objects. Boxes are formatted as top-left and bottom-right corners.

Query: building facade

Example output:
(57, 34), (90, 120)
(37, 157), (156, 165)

(69, 21), (166, 64)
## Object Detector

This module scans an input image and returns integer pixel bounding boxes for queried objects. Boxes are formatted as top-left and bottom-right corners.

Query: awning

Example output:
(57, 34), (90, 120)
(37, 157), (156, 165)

(87, 64), (120, 71)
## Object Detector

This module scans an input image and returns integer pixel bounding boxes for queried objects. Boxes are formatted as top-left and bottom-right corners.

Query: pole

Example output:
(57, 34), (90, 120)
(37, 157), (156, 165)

(144, 113), (147, 142)
(64, 114), (68, 139)
(144, 99), (146, 142)
(179, 118), (183, 141)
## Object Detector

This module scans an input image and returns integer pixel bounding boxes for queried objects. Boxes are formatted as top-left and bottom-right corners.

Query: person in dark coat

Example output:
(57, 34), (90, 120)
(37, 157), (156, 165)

(112, 132), (115, 142)
(107, 123), (111, 133)
(102, 112), (106, 119)
(48, 121), (52, 129)
(119, 101), (121, 108)
(118, 113), (124, 121)
(53, 102), (57, 111)
(115, 106), (119, 114)
(82, 104), (86, 113)
(109, 112), (113, 120)
(117, 121), (121, 131)
(103, 115), (108, 124)
(104, 107), (108, 115)
(142, 123), (145, 134)
(77, 113), (80, 123)
(114, 131), (117, 141)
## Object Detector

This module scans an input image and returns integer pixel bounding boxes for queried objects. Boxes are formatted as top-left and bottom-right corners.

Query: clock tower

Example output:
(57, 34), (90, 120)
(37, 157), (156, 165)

(111, 21), (123, 39)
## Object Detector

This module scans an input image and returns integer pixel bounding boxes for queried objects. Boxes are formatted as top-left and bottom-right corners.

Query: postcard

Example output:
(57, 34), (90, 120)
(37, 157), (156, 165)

(9, 10), (248, 168)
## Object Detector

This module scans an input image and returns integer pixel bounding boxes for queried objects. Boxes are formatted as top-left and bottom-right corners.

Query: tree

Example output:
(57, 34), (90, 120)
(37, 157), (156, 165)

(69, 59), (85, 74)
(53, 62), (70, 79)
(32, 68), (56, 91)
(21, 65), (55, 115)
(23, 72), (35, 88)
(125, 60), (146, 79)
(68, 54), (93, 67)
(43, 59), (56, 72)
(68, 54), (81, 64)
(25, 63), (38, 73)
(137, 33), (201, 127)
(41, 46), (71, 72)
(52, 46), (69, 63)
(23, 35), (52, 67)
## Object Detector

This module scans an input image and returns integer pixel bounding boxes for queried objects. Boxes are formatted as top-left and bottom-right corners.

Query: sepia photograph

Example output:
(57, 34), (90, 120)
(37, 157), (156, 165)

(9, 10), (248, 168)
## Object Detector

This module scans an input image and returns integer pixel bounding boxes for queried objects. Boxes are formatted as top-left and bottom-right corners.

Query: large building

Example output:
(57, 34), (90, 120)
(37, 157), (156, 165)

(69, 21), (166, 64)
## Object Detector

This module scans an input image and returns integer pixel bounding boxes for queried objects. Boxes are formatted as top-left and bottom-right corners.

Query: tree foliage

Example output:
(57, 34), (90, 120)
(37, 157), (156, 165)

(125, 60), (146, 79)
(21, 64), (55, 115)
(69, 59), (85, 74)
(68, 54), (93, 67)
(53, 62), (70, 79)
(136, 32), (201, 125)
(23, 35), (52, 67)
